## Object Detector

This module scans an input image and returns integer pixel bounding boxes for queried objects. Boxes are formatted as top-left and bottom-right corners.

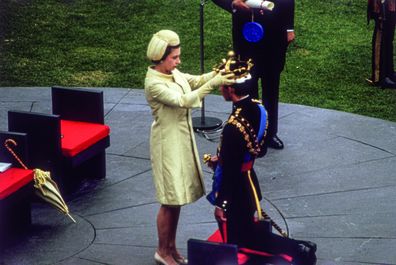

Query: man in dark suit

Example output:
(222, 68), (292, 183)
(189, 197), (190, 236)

(206, 77), (317, 265)
(212, 0), (295, 149)
(367, 0), (396, 89)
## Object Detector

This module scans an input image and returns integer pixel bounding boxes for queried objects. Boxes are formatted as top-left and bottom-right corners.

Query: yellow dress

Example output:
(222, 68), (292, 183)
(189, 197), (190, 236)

(144, 67), (215, 205)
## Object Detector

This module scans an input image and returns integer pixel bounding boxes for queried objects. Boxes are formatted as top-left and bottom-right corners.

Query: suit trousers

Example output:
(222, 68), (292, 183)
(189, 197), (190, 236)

(249, 63), (281, 138)
(371, 12), (396, 82)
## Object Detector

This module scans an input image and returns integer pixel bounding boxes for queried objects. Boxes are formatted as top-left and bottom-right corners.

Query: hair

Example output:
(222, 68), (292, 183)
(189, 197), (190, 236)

(151, 44), (181, 65)
(232, 78), (252, 96)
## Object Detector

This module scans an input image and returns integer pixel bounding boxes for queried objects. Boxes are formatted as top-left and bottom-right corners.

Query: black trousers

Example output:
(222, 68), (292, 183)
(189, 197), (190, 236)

(371, 11), (396, 82)
(248, 63), (281, 138)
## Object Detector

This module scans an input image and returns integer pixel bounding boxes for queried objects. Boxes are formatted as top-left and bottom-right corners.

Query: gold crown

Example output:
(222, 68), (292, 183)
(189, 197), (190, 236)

(213, 51), (254, 80)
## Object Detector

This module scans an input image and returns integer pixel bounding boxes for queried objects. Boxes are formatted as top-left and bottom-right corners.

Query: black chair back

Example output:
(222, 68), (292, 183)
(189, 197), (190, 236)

(52, 86), (104, 124)
(8, 110), (61, 171)
(188, 238), (239, 265)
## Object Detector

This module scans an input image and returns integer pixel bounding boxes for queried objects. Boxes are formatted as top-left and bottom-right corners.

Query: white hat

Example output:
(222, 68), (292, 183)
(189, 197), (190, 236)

(147, 30), (180, 61)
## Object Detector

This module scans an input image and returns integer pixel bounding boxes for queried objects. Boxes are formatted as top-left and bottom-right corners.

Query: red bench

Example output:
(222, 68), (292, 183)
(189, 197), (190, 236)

(0, 131), (34, 245)
(8, 87), (110, 194)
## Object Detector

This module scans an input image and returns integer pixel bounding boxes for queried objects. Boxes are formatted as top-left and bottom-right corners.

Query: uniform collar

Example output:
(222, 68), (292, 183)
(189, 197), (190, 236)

(233, 95), (251, 109)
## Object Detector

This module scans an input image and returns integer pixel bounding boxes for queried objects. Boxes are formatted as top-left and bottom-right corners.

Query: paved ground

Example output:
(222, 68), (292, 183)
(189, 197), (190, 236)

(0, 87), (395, 265)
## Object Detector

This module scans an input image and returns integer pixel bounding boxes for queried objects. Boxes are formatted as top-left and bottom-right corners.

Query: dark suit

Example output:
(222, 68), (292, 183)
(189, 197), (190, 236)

(214, 96), (316, 264)
(368, 0), (396, 83)
(213, 0), (295, 137)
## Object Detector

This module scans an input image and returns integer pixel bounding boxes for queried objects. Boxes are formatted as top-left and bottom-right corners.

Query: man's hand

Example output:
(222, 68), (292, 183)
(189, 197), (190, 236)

(214, 207), (227, 222)
(232, 0), (251, 12)
(287, 31), (295, 44)
(207, 155), (219, 171)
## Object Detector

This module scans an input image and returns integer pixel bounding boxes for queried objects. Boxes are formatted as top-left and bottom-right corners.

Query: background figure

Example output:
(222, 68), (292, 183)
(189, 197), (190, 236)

(212, 0), (295, 149)
(145, 30), (234, 265)
(367, 0), (396, 89)
(208, 78), (317, 265)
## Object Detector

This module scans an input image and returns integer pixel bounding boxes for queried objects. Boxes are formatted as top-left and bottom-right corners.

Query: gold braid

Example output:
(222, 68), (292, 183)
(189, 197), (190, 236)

(227, 100), (268, 156)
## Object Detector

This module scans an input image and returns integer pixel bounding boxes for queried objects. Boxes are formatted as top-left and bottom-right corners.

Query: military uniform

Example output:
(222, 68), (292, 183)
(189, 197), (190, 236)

(212, 96), (316, 264)
(214, 96), (266, 244)
(368, 0), (396, 85)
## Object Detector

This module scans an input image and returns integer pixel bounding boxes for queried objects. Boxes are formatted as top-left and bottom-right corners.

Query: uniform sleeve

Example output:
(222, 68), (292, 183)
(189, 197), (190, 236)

(215, 124), (246, 210)
(279, 0), (295, 30)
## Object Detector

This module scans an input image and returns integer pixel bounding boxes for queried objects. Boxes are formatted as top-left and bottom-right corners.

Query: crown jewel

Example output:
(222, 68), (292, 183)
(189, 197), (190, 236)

(213, 51), (254, 82)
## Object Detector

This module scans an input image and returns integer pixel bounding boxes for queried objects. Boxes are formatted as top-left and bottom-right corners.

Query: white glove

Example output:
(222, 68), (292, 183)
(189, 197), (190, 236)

(197, 72), (235, 99)
(209, 72), (236, 88)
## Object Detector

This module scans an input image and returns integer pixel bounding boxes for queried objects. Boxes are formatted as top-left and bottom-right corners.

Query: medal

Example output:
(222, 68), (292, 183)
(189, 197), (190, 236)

(243, 22), (264, 43)
(243, 12), (264, 43)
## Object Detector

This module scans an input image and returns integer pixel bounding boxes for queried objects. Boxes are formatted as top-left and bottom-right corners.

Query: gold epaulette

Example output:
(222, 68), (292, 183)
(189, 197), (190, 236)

(251, 98), (262, 104)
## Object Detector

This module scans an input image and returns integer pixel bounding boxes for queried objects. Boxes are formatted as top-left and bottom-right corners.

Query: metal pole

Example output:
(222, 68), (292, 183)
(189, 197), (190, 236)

(192, 0), (223, 131)
(200, 0), (206, 124)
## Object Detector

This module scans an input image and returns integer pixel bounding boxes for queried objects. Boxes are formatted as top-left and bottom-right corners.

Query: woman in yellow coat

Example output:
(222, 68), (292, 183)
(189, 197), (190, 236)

(144, 30), (235, 265)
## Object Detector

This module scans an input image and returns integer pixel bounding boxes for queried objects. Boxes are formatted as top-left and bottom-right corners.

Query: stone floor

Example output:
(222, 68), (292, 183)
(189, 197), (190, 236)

(0, 87), (395, 265)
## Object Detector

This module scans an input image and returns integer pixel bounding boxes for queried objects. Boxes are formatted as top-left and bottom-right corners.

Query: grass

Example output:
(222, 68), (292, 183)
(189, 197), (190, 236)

(0, 0), (395, 121)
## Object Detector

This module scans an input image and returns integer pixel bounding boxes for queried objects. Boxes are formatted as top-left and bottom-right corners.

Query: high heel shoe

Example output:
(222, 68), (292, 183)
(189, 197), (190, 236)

(173, 253), (188, 265)
(154, 252), (178, 265)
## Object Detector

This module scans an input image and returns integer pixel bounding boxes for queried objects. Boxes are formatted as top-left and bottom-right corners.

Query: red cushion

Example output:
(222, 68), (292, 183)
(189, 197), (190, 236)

(208, 229), (223, 242)
(0, 168), (34, 199)
(61, 120), (110, 157)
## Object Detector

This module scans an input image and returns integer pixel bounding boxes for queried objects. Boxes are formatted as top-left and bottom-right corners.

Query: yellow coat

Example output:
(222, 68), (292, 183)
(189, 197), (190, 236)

(145, 67), (215, 205)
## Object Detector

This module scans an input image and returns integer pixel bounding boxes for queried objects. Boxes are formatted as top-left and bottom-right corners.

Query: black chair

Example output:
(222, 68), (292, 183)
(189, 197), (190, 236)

(188, 238), (239, 265)
(51, 86), (109, 175)
(8, 87), (110, 193)
(0, 131), (33, 245)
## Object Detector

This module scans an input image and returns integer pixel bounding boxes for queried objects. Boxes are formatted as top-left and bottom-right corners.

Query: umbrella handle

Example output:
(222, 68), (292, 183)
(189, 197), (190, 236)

(4, 139), (28, 170)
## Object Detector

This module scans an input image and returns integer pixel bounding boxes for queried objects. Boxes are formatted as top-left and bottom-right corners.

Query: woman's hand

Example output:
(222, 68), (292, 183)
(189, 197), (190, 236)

(209, 72), (235, 88)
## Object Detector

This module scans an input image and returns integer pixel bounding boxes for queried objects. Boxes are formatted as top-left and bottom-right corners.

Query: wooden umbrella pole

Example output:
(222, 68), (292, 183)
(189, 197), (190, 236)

(4, 139), (28, 170)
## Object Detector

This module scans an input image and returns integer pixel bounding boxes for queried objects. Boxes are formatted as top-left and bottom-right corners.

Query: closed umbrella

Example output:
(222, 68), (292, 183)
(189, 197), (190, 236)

(4, 139), (76, 223)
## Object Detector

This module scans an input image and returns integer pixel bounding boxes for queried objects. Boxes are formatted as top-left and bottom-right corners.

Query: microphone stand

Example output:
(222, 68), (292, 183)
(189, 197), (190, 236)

(192, 0), (223, 131)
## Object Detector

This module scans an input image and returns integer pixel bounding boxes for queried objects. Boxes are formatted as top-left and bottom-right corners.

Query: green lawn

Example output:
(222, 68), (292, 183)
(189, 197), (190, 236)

(0, 0), (395, 121)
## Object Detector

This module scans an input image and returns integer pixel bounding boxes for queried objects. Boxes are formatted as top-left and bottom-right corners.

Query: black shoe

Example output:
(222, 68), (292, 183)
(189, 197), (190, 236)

(390, 72), (396, 82)
(298, 243), (311, 255)
(268, 135), (284, 149)
(306, 241), (317, 253)
(293, 244), (317, 265)
(297, 240), (317, 253)
(380, 77), (396, 89)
